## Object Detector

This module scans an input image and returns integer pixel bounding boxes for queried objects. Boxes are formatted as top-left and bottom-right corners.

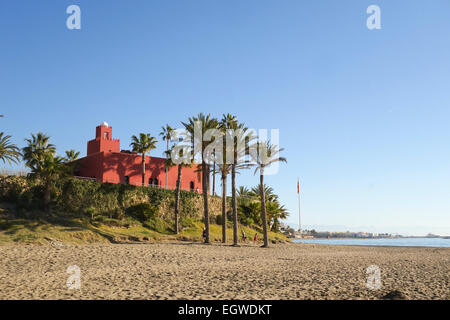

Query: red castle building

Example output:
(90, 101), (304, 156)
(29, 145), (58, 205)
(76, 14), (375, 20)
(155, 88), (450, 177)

(76, 122), (203, 192)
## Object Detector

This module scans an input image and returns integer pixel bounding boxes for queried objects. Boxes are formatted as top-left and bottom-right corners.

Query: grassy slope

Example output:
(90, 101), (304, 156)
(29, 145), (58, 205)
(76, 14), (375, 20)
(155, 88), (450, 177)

(0, 206), (288, 246)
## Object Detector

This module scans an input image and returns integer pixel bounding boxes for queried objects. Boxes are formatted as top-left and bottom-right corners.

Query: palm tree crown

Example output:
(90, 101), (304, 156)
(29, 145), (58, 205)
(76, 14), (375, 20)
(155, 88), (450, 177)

(22, 132), (56, 169)
(182, 113), (219, 159)
(64, 149), (80, 162)
(0, 132), (21, 165)
(250, 184), (278, 202)
(31, 153), (66, 178)
(252, 141), (287, 174)
(159, 125), (174, 145)
(130, 133), (158, 155)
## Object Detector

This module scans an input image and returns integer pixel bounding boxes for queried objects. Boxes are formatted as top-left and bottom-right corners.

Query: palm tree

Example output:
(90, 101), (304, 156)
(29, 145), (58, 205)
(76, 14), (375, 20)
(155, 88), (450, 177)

(217, 162), (231, 243)
(165, 146), (192, 234)
(0, 132), (21, 165)
(250, 184), (278, 202)
(252, 141), (287, 247)
(30, 154), (66, 212)
(237, 186), (252, 203)
(214, 121), (233, 244)
(239, 200), (262, 226)
(236, 186), (253, 209)
(182, 113), (219, 244)
(64, 149), (80, 162)
(219, 114), (255, 246)
(266, 201), (289, 232)
(22, 134), (65, 212)
(63, 149), (81, 175)
(160, 125), (174, 189)
(130, 133), (158, 186)
(22, 132), (56, 169)
(237, 186), (251, 198)
(212, 149), (216, 196)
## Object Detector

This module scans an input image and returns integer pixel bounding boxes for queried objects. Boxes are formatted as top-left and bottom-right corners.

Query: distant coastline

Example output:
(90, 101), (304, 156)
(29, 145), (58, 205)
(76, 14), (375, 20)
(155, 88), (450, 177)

(279, 225), (449, 240)
(292, 237), (450, 248)
(295, 235), (450, 240)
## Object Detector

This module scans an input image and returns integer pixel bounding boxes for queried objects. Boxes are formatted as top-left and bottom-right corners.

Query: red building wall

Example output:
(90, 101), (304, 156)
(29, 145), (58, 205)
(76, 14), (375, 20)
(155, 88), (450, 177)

(87, 124), (120, 155)
(77, 124), (203, 192)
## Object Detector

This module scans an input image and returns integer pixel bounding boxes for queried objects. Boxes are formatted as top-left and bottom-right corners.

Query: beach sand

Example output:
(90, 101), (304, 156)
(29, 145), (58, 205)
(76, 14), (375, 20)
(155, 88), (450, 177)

(0, 242), (448, 300)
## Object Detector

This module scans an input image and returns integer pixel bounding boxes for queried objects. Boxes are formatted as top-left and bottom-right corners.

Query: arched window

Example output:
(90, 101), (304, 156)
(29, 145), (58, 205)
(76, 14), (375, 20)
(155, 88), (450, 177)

(153, 178), (158, 187)
(149, 178), (153, 186)
(190, 181), (194, 192)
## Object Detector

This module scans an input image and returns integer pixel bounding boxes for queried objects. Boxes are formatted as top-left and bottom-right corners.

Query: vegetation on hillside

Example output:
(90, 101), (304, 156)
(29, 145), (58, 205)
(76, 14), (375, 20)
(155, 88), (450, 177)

(0, 112), (288, 247)
(0, 176), (287, 245)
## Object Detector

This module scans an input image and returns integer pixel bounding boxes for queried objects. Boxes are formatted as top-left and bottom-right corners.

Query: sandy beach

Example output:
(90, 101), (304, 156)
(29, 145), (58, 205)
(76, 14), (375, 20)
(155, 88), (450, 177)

(0, 242), (448, 300)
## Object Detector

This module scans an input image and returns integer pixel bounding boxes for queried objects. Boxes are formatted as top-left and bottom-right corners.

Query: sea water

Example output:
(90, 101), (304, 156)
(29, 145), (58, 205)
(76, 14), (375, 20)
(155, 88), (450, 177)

(292, 237), (450, 248)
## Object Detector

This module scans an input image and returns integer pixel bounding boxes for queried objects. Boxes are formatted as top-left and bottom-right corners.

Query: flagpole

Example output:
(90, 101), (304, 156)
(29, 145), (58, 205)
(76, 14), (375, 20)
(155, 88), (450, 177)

(297, 178), (302, 239)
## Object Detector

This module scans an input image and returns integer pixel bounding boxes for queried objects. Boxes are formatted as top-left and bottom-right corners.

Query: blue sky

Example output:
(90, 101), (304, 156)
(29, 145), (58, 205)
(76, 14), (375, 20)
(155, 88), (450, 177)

(1, 0), (449, 235)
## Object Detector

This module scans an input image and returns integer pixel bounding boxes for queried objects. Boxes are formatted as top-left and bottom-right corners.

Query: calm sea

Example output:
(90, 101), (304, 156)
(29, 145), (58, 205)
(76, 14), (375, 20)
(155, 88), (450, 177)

(292, 237), (450, 248)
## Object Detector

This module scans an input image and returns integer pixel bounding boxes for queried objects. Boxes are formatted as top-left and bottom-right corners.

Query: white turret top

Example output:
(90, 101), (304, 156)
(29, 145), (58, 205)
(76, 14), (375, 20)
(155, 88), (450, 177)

(101, 121), (109, 127)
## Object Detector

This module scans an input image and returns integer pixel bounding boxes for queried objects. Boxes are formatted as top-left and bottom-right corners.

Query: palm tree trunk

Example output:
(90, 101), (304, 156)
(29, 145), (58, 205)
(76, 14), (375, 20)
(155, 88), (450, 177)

(212, 157), (216, 196)
(221, 173), (227, 243)
(174, 164), (182, 234)
(44, 179), (51, 213)
(165, 140), (169, 189)
(141, 154), (145, 186)
(260, 172), (269, 247)
(202, 161), (210, 243)
(232, 163), (238, 246)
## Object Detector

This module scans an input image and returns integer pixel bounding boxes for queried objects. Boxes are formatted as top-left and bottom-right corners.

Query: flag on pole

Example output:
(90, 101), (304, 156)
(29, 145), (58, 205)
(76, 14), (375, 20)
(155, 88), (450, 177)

(297, 179), (300, 194)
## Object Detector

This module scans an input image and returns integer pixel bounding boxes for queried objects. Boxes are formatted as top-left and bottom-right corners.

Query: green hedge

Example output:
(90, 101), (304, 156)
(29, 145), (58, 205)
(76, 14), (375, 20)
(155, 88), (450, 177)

(0, 176), (204, 220)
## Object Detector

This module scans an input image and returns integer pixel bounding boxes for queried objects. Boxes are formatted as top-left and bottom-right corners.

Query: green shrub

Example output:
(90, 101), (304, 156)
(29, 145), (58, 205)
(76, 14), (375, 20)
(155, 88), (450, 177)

(112, 208), (124, 220)
(215, 214), (223, 225)
(143, 217), (172, 233)
(238, 211), (254, 226)
(147, 188), (172, 207)
(181, 217), (196, 228)
(17, 185), (44, 210)
(0, 220), (14, 230)
(226, 210), (232, 221)
(180, 191), (200, 217)
(0, 176), (224, 227)
(0, 176), (27, 202)
(126, 203), (157, 222)
(59, 179), (101, 213)
(85, 206), (98, 220)
(95, 216), (137, 228)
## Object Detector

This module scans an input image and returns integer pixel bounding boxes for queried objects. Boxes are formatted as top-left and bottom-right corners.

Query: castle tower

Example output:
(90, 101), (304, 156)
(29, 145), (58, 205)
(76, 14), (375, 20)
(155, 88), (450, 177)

(87, 122), (120, 155)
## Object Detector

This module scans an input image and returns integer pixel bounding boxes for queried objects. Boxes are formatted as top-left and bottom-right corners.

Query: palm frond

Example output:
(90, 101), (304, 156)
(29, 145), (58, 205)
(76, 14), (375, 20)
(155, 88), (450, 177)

(0, 132), (21, 165)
